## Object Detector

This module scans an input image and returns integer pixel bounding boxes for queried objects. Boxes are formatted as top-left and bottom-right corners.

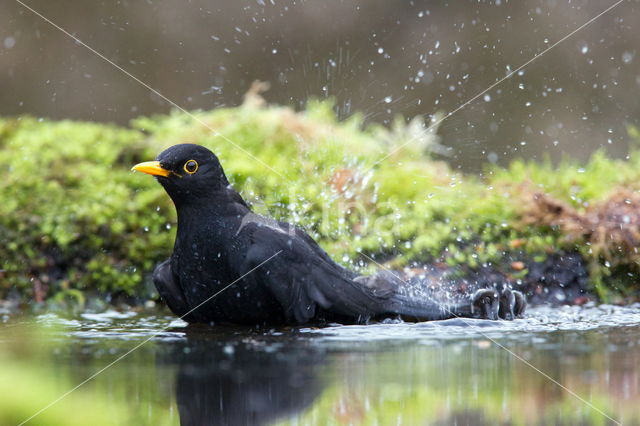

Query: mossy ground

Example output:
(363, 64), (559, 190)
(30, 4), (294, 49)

(1, 98), (640, 307)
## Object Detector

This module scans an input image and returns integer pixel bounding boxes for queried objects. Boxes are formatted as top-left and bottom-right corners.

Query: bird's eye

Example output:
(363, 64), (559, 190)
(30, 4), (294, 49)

(184, 160), (198, 174)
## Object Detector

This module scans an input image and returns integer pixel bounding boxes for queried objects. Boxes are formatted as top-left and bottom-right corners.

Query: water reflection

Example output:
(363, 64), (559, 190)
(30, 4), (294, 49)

(168, 326), (325, 426)
(2, 307), (640, 425)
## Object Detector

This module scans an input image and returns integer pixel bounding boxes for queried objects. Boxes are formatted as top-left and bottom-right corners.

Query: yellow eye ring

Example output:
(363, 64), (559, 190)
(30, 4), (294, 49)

(184, 159), (198, 174)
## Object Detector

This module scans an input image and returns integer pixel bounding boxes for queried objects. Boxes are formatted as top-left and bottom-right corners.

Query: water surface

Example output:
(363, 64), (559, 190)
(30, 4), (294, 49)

(2, 304), (639, 425)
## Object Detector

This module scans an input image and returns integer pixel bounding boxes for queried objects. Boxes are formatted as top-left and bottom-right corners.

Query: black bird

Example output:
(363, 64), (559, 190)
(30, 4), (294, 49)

(132, 144), (525, 325)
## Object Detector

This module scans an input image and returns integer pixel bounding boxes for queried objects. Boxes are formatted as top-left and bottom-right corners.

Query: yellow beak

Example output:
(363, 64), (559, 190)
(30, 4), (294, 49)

(131, 161), (171, 177)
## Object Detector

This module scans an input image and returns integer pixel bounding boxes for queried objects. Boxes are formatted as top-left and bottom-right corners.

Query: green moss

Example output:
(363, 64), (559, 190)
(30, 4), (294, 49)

(1, 104), (640, 304)
(0, 117), (171, 302)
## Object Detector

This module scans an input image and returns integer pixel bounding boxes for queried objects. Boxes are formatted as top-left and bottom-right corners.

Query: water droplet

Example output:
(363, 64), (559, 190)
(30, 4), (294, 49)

(3, 37), (15, 49)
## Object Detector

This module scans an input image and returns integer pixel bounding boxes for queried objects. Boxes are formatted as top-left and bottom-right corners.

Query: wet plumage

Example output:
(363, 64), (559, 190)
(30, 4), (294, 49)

(133, 144), (525, 325)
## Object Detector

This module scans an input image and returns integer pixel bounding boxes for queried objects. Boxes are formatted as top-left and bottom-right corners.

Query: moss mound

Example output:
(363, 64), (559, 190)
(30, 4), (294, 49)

(1, 99), (640, 306)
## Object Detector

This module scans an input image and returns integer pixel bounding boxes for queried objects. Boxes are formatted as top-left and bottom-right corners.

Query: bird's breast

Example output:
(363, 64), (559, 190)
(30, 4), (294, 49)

(172, 228), (282, 323)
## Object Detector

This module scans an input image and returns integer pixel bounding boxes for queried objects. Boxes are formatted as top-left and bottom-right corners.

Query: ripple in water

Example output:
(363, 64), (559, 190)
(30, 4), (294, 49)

(301, 303), (640, 343)
(25, 304), (640, 345)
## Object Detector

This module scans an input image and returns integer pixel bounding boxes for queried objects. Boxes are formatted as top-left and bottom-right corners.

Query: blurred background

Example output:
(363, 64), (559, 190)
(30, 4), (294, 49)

(1, 0), (638, 170)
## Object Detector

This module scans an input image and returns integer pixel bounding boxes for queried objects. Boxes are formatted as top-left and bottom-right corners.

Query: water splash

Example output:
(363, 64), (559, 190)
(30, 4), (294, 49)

(302, 303), (640, 343)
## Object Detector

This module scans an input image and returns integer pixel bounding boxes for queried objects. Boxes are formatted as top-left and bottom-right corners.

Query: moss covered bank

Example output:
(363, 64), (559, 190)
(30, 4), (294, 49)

(2, 98), (640, 309)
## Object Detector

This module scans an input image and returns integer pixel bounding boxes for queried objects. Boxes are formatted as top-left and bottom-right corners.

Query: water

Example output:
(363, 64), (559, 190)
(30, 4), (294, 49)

(2, 1), (640, 170)
(1, 304), (639, 425)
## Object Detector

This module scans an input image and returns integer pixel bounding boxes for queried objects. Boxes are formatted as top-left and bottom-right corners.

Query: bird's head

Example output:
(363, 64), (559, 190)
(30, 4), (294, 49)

(132, 144), (230, 205)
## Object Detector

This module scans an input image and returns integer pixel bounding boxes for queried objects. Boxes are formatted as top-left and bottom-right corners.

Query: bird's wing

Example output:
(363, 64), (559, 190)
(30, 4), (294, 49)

(153, 258), (197, 321)
(276, 220), (358, 279)
(238, 222), (505, 323)
(239, 224), (386, 324)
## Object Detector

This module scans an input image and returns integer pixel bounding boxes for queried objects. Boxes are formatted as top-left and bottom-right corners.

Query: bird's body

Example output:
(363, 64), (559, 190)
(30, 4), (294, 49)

(133, 144), (525, 325)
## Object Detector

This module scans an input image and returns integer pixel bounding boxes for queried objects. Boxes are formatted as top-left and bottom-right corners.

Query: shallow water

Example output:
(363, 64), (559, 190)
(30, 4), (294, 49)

(2, 304), (640, 425)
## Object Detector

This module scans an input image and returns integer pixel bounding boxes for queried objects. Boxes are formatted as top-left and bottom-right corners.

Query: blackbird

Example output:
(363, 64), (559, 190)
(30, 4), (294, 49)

(132, 144), (525, 325)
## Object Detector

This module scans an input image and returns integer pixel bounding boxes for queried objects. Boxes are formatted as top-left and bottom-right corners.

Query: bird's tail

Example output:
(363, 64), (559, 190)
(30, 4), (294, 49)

(379, 291), (489, 321)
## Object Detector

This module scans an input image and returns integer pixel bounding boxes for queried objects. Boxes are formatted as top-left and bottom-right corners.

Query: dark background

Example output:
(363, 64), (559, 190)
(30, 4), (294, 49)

(1, 0), (639, 170)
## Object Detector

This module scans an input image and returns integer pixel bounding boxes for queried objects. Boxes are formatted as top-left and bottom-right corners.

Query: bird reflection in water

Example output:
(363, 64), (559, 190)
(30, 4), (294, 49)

(164, 325), (326, 426)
